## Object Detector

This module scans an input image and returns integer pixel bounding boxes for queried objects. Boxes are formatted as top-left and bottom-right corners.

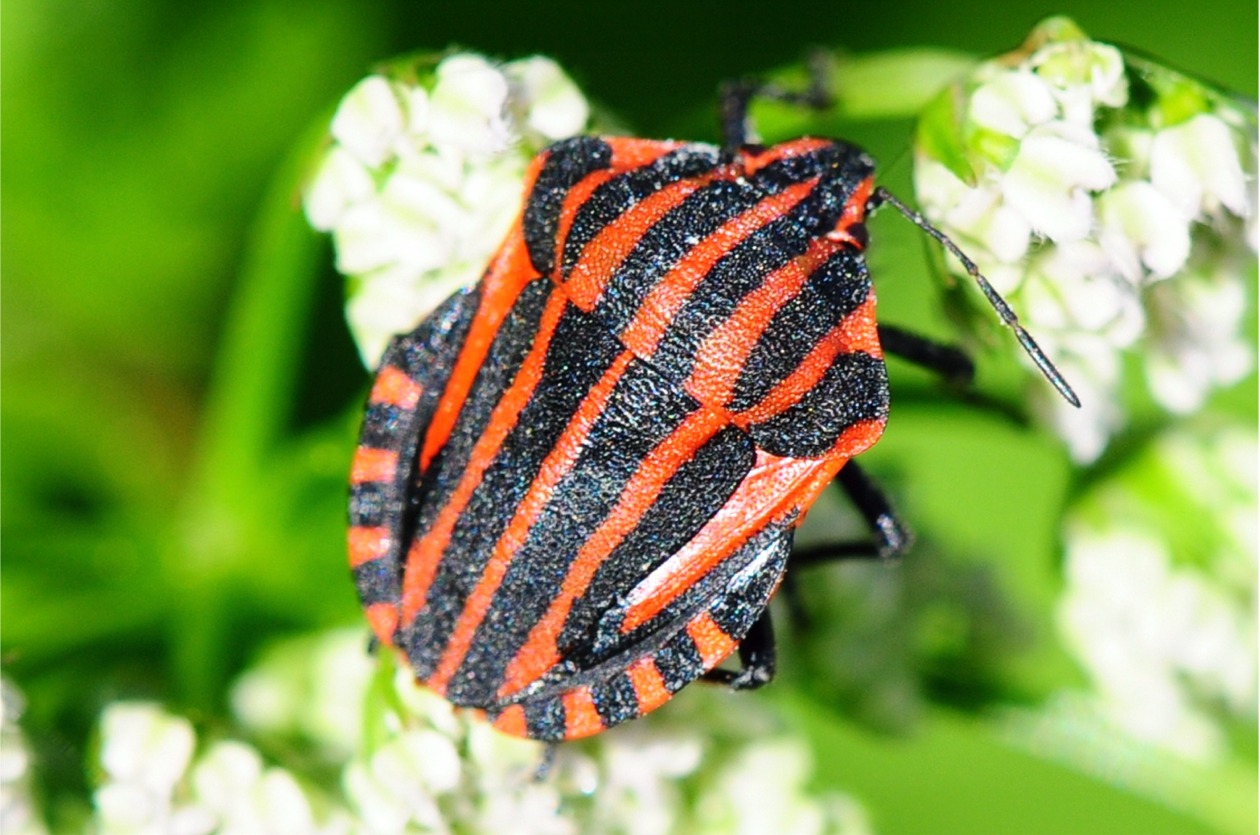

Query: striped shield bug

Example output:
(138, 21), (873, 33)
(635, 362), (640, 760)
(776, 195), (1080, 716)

(347, 75), (1078, 742)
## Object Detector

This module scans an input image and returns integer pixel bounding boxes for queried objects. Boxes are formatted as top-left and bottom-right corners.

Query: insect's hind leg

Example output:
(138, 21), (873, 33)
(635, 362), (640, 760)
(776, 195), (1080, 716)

(782, 461), (911, 630)
(702, 608), (777, 691)
(792, 460), (912, 567)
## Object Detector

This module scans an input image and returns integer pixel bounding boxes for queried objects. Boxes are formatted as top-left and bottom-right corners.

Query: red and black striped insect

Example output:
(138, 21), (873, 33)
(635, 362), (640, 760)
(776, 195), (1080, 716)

(347, 78), (1077, 742)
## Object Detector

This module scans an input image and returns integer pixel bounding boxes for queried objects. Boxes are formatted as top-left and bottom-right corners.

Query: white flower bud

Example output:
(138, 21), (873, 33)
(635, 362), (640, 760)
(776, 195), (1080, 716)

(303, 146), (375, 232)
(1031, 40), (1128, 125)
(1056, 421), (1258, 760)
(189, 741), (264, 813)
(506, 56), (591, 141)
(100, 703), (196, 795)
(306, 52), (592, 367)
(915, 19), (1255, 459)
(1001, 123), (1116, 243)
(331, 76), (407, 168)
(1144, 269), (1251, 413)
(1097, 180), (1192, 280)
(1150, 113), (1249, 219)
(429, 54), (512, 156)
(968, 71), (1057, 137)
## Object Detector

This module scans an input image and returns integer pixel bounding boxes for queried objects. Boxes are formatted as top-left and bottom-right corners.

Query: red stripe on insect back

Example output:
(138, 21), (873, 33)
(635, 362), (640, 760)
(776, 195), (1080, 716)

(364, 602), (399, 647)
(369, 365), (422, 410)
(740, 138), (834, 175)
(829, 176), (874, 248)
(492, 703), (528, 737)
(627, 657), (672, 711)
(683, 235), (839, 408)
(562, 177), (715, 311)
(425, 349), (638, 695)
(348, 526), (391, 568)
(400, 290), (570, 627)
(563, 686), (605, 739)
(553, 169), (616, 271)
(551, 138), (684, 272)
(619, 179), (819, 357)
(497, 406), (727, 699)
(686, 612), (738, 668)
(826, 417), (887, 462)
(350, 447), (399, 485)
(620, 450), (846, 633)
(607, 137), (687, 170)
(419, 218), (539, 474)
(732, 293), (883, 427)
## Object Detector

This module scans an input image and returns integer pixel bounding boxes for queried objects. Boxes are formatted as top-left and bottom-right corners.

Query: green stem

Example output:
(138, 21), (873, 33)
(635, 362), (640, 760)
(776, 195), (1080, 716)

(189, 126), (329, 512)
(169, 123), (330, 706)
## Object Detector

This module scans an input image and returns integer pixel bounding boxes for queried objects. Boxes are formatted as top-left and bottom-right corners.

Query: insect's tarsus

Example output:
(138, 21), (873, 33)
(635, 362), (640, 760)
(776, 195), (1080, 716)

(870, 187), (1081, 408)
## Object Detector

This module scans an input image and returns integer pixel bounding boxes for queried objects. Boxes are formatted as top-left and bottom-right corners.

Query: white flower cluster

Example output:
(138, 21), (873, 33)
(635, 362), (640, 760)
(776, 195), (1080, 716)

(91, 703), (351, 835)
(1056, 427), (1257, 761)
(304, 53), (590, 367)
(1, 678), (49, 835)
(914, 18), (1257, 461)
(72, 629), (868, 834)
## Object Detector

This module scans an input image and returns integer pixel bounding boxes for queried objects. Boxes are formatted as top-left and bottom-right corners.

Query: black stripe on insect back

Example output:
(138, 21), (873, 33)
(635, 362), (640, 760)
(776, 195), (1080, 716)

(394, 278), (555, 670)
(349, 287), (482, 612)
(557, 423), (754, 657)
(646, 176), (853, 386)
(591, 672), (642, 728)
(559, 145), (723, 280)
(524, 137), (613, 275)
(580, 517), (791, 671)
(404, 296), (626, 683)
(358, 402), (406, 451)
(352, 559), (400, 607)
(524, 698), (567, 741)
(595, 179), (763, 334)
(652, 631), (707, 693)
(727, 247), (873, 413)
(444, 359), (725, 706)
(349, 480), (390, 529)
(406, 279), (554, 536)
(747, 351), (889, 458)
(750, 141), (874, 195)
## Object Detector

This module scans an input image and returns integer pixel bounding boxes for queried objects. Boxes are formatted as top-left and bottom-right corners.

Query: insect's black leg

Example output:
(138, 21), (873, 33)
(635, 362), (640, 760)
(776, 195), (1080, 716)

(533, 743), (558, 781)
(779, 570), (813, 632)
(790, 460), (913, 568)
(702, 608), (777, 691)
(719, 52), (833, 155)
(878, 323), (975, 386)
(719, 79), (760, 153)
(781, 463), (910, 631)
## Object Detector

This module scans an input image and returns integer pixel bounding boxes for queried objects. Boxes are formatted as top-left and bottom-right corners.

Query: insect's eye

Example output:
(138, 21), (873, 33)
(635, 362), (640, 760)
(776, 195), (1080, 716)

(826, 220), (868, 250)
(846, 221), (869, 250)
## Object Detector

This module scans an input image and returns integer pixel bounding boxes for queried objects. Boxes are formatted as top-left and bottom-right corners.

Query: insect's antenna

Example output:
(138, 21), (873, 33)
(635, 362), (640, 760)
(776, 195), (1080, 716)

(872, 187), (1081, 408)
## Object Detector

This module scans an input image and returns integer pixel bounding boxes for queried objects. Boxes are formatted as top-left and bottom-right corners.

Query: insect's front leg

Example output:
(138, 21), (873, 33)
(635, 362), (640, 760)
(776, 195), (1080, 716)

(877, 324), (974, 386)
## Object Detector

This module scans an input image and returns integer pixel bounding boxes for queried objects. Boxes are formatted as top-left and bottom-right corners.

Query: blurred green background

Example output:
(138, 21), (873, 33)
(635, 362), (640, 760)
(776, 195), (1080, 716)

(3, 0), (1256, 832)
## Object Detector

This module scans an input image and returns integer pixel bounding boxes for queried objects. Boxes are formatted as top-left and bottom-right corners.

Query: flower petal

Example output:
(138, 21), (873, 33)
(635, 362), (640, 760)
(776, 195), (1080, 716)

(331, 76), (407, 168)
(1151, 113), (1249, 219)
